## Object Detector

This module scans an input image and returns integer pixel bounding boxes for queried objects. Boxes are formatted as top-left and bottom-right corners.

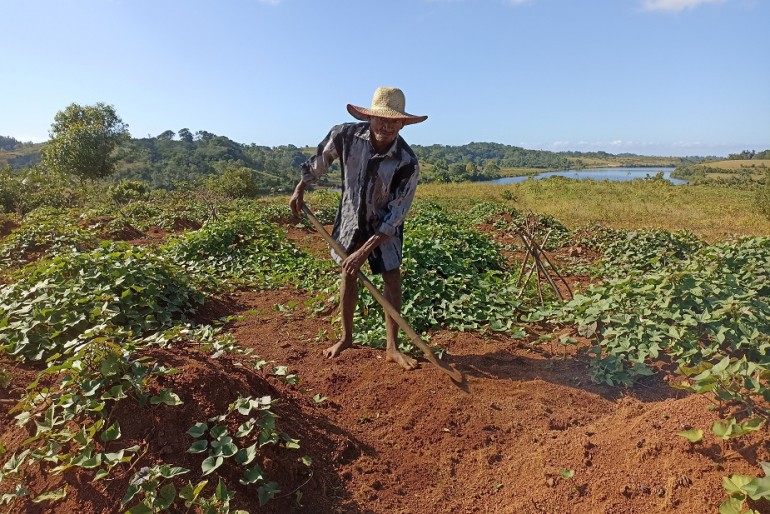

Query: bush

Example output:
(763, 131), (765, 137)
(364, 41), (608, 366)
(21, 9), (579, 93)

(218, 167), (260, 199)
(0, 167), (80, 215)
(757, 171), (770, 220)
(108, 179), (149, 206)
(0, 242), (201, 361)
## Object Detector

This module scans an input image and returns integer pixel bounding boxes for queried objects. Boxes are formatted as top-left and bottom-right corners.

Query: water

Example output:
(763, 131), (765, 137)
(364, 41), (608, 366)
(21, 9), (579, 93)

(482, 167), (687, 185)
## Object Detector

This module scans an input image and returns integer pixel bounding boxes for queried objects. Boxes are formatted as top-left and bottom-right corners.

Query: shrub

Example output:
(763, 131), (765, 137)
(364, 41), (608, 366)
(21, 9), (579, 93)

(756, 171), (770, 220)
(0, 242), (201, 361)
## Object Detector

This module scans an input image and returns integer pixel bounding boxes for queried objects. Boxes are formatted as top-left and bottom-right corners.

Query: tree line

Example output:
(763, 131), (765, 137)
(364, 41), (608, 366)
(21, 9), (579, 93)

(5, 102), (766, 211)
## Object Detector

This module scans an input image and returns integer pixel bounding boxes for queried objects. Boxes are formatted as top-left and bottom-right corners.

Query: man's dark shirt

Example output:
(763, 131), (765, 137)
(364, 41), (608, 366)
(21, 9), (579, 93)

(301, 122), (419, 272)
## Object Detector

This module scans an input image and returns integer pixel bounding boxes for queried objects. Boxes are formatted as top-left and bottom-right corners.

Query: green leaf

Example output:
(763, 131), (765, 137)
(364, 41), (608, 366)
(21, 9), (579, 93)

(741, 418), (765, 433)
(712, 419), (736, 440)
(32, 486), (67, 503)
(719, 497), (744, 514)
(210, 425), (228, 439)
(151, 388), (183, 406)
(724, 474), (754, 497)
(100, 422), (121, 442)
(187, 440), (208, 454)
(93, 469), (109, 481)
(271, 365), (288, 376)
(179, 480), (207, 502)
(122, 484), (140, 507)
(234, 443), (258, 466)
(187, 422), (208, 438)
(126, 504), (153, 514)
(311, 394), (327, 404)
(160, 465), (189, 478)
(159, 482), (176, 505)
(559, 470), (574, 479)
(201, 456), (223, 476)
(240, 464), (265, 485)
(257, 481), (280, 506)
(216, 478), (235, 500)
(743, 477), (770, 501)
(677, 429), (703, 443)
(235, 419), (255, 438)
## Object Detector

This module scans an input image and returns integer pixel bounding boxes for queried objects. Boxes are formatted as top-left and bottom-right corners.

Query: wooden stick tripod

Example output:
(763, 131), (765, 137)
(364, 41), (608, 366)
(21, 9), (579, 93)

(514, 213), (573, 305)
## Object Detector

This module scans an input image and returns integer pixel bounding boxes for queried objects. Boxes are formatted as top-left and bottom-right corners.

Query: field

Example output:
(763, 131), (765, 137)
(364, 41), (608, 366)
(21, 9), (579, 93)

(565, 156), (683, 169)
(699, 160), (770, 172)
(1, 179), (770, 514)
(671, 159), (770, 184)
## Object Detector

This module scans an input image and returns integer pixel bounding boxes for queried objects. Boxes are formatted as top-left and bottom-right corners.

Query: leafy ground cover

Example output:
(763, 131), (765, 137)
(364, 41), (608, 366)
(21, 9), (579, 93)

(1, 184), (769, 513)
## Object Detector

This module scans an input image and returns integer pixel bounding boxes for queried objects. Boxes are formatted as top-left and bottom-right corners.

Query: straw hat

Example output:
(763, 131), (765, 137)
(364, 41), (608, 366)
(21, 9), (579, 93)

(347, 87), (427, 126)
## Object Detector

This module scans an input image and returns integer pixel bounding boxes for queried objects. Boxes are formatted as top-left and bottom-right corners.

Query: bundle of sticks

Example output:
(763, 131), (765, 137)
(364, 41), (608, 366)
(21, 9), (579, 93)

(514, 213), (573, 305)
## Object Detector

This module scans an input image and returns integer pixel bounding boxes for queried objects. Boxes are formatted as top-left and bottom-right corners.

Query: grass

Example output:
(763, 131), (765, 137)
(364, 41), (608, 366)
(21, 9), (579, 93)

(414, 178), (770, 241)
(566, 155), (682, 168)
(698, 159), (770, 171)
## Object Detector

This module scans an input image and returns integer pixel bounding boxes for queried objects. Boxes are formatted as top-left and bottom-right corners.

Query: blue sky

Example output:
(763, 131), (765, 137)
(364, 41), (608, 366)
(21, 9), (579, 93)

(1, 0), (767, 157)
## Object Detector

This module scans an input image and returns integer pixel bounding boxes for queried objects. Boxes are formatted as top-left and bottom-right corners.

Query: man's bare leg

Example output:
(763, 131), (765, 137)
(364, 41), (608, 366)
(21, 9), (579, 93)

(324, 270), (357, 358)
(382, 268), (418, 370)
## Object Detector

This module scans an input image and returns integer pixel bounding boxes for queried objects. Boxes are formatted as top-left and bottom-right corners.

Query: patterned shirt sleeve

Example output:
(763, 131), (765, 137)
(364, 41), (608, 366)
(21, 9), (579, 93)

(300, 125), (341, 184)
(379, 159), (419, 237)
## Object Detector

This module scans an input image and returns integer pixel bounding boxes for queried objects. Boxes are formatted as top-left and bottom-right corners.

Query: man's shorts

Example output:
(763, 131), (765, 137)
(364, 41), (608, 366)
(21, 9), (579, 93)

(331, 224), (404, 275)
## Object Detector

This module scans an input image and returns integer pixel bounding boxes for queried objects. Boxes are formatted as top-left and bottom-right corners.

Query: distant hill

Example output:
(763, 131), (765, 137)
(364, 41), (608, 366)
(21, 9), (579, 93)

(0, 137), (45, 170)
(3, 131), (754, 189)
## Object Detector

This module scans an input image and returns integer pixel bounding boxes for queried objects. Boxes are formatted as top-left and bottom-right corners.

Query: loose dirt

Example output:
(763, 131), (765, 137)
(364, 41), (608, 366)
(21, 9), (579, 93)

(1, 224), (769, 514)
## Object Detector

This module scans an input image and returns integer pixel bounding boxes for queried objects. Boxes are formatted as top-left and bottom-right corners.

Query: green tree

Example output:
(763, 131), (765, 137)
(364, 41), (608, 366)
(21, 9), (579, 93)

(42, 102), (130, 183)
(217, 167), (260, 199)
(178, 128), (193, 143)
(156, 130), (176, 140)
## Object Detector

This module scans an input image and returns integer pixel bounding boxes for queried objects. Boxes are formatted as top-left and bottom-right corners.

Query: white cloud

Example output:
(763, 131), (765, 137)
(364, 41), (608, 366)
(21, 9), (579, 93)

(641, 0), (726, 12)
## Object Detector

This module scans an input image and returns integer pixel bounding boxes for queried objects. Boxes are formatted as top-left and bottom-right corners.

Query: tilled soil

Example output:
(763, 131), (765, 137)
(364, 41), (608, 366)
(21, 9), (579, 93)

(1, 224), (769, 514)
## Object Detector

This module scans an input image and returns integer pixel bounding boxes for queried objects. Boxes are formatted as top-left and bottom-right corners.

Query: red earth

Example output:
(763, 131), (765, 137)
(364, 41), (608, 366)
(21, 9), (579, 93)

(1, 222), (769, 514)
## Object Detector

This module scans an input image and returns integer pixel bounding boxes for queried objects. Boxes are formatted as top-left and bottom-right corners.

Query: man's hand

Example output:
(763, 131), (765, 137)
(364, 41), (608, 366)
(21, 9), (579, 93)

(342, 248), (368, 277)
(290, 181), (306, 218)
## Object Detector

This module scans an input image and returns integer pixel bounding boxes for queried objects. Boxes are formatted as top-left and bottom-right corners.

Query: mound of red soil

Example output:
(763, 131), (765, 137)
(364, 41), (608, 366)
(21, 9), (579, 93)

(0, 345), (353, 513)
(0, 218), (19, 239)
(172, 218), (202, 232)
(109, 222), (146, 241)
(222, 288), (770, 514)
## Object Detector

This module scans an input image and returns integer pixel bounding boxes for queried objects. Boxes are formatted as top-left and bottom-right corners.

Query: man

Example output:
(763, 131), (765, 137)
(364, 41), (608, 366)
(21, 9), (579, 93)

(290, 87), (427, 371)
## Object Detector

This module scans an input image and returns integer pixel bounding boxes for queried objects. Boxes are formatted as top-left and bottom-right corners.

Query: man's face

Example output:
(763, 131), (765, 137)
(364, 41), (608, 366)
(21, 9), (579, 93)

(369, 116), (404, 149)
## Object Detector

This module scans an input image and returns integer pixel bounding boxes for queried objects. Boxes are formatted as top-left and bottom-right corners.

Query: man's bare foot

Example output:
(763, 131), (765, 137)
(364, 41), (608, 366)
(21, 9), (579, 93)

(324, 340), (352, 358)
(386, 347), (419, 371)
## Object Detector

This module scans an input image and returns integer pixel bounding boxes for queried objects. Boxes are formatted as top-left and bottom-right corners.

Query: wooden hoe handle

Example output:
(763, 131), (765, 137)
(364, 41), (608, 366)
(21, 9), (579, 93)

(301, 204), (463, 382)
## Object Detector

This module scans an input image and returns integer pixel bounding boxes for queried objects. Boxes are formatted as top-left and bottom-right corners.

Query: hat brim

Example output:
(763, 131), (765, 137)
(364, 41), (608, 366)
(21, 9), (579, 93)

(347, 104), (427, 126)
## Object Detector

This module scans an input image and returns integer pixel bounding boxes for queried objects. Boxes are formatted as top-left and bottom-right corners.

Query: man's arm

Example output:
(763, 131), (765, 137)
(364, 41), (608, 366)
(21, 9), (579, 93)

(342, 232), (389, 276)
(290, 125), (342, 217)
(289, 180), (307, 218)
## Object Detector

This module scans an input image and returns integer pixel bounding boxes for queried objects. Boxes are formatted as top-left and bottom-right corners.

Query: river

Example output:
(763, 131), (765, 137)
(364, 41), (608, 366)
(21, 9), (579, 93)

(482, 167), (687, 185)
